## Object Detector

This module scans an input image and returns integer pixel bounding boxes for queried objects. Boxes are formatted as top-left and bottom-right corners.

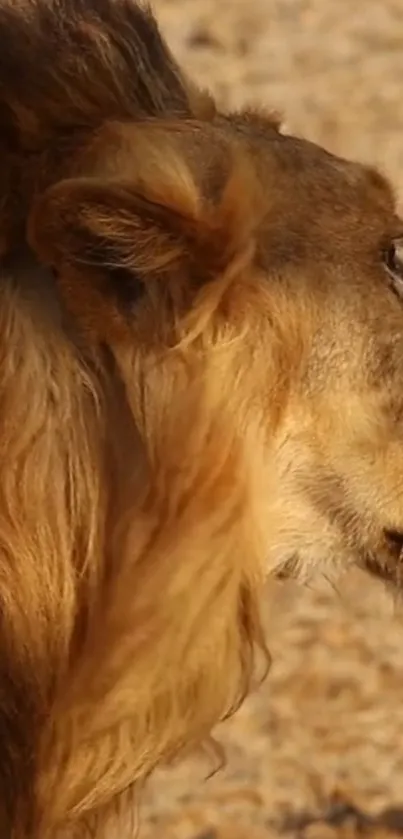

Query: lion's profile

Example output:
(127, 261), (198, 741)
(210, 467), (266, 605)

(0, 1), (402, 837)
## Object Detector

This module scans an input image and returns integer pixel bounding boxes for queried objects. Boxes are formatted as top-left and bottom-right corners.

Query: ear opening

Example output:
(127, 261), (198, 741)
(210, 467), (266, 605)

(27, 130), (264, 343)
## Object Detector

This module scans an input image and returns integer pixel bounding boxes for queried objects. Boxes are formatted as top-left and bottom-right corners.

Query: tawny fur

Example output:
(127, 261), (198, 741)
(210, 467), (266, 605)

(0, 4), (269, 837)
(0, 2), (402, 839)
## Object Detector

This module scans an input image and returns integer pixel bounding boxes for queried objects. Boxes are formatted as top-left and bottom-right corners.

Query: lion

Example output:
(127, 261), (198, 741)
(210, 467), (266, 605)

(0, 1), (402, 837)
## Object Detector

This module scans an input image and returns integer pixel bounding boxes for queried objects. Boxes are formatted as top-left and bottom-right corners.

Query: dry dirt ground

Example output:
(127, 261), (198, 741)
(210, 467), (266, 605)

(140, 2), (403, 837)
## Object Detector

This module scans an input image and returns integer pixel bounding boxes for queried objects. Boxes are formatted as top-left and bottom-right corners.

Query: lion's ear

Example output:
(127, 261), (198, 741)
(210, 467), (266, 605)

(27, 140), (261, 341)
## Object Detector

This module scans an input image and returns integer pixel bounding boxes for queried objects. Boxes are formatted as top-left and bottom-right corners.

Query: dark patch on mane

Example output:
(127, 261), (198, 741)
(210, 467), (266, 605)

(0, 0), (194, 148)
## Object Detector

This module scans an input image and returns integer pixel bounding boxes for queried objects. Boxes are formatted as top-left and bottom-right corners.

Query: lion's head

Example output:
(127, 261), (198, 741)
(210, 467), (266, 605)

(0, 1), (401, 836)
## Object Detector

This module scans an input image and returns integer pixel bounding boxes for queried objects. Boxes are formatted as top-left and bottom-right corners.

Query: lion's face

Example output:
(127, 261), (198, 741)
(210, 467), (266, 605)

(24, 112), (403, 590)
(240, 122), (403, 589)
(239, 119), (403, 587)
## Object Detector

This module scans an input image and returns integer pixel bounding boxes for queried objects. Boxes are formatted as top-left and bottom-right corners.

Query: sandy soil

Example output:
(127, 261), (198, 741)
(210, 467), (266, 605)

(140, 2), (403, 837)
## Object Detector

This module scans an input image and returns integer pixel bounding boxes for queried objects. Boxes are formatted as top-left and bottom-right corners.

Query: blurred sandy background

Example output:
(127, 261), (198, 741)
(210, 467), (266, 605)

(140, 2), (403, 838)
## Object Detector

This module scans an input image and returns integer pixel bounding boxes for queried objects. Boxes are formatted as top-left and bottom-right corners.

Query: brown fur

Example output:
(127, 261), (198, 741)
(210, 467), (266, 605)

(0, 2), (402, 837)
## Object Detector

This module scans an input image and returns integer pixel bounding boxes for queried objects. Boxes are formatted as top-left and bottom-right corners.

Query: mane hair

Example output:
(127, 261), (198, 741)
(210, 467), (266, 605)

(0, 2), (271, 837)
(0, 0), (214, 150)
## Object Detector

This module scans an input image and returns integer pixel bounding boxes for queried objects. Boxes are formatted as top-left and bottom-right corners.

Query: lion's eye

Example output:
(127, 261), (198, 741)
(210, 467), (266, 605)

(384, 238), (403, 294)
